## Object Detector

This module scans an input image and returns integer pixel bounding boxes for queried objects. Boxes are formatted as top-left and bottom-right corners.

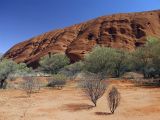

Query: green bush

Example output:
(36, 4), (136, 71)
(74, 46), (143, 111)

(39, 53), (70, 74)
(131, 38), (160, 78)
(84, 46), (116, 79)
(0, 59), (32, 89)
(84, 46), (130, 78)
(151, 40), (160, 77)
(0, 59), (16, 88)
(111, 49), (130, 77)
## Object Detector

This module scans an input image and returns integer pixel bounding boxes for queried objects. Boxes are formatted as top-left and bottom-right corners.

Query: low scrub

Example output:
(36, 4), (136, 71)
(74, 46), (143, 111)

(47, 74), (67, 89)
(39, 53), (70, 74)
(134, 78), (160, 87)
(59, 61), (84, 79)
(22, 76), (41, 97)
(0, 59), (32, 89)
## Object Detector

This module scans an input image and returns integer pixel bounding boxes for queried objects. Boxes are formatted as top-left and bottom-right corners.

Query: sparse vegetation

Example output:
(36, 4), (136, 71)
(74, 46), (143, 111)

(47, 74), (67, 89)
(80, 73), (107, 107)
(0, 38), (159, 119)
(39, 53), (70, 74)
(107, 87), (121, 114)
(22, 76), (41, 97)
(59, 61), (84, 79)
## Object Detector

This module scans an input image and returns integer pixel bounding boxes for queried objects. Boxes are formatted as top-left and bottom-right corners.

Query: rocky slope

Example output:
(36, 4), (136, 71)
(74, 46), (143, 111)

(4, 10), (160, 68)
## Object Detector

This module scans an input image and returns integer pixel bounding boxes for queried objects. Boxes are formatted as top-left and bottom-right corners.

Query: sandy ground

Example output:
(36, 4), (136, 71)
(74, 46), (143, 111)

(0, 80), (160, 120)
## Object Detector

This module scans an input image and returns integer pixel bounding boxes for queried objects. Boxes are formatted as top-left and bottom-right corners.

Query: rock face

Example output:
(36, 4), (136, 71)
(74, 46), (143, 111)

(4, 10), (160, 68)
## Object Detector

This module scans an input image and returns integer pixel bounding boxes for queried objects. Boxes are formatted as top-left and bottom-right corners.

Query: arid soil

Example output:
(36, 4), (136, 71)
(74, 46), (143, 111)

(0, 80), (160, 120)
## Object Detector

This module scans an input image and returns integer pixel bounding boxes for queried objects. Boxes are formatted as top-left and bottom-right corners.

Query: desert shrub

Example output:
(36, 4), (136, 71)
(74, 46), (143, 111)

(134, 78), (160, 87)
(84, 46), (130, 78)
(84, 46), (116, 79)
(131, 46), (152, 78)
(151, 40), (160, 77)
(111, 49), (130, 77)
(84, 38), (160, 79)
(0, 53), (3, 59)
(0, 59), (32, 89)
(59, 61), (84, 79)
(80, 73), (107, 106)
(0, 59), (16, 88)
(47, 74), (67, 89)
(107, 87), (120, 114)
(131, 38), (160, 78)
(122, 72), (143, 80)
(22, 76), (41, 97)
(39, 53), (70, 74)
(15, 63), (32, 74)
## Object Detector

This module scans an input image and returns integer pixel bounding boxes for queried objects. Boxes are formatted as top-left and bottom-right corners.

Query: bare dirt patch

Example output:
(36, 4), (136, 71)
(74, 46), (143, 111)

(0, 80), (160, 120)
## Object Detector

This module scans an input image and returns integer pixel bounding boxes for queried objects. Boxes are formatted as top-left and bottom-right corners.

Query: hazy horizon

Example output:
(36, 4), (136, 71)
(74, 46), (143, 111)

(0, 0), (160, 53)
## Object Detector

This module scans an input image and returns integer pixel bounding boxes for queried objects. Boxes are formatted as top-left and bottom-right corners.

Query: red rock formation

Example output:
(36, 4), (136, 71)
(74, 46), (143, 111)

(4, 10), (160, 68)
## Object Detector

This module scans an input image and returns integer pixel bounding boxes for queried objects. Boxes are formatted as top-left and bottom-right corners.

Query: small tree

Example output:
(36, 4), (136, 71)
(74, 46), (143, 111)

(131, 38), (160, 78)
(107, 87), (120, 114)
(23, 76), (40, 97)
(80, 73), (107, 107)
(84, 46), (116, 79)
(39, 53), (70, 74)
(112, 49), (130, 77)
(151, 39), (160, 78)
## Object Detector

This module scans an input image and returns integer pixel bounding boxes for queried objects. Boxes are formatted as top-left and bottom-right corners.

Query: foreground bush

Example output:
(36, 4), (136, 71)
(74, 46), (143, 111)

(39, 53), (70, 74)
(47, 74), (67, 89)
(0, 59), (15, 88)
(0, 59), (32, 89)
(107, 87), (120, 114)
(80, 73), (107, 107)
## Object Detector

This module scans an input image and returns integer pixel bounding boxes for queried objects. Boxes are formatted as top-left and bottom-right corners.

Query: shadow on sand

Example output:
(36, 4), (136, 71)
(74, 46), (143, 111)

(95, 112), (112, 116)
(13, 95), (29, 99)
(61, 103), (94, 112)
